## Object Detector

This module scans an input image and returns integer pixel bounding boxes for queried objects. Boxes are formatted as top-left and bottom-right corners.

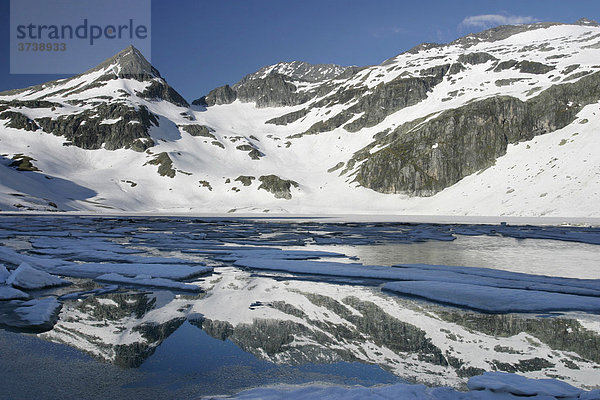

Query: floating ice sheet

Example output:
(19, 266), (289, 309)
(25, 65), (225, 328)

(0, 264), (9, 283)
(6, 263), (70, 290)
(467, 372), (586, 397)
(96, 273), (202, 292)
(234, 258), (600, 313)
(383, 281), (600, 313)
(214, 248), (346, 262)
(232, 371), (600, 399)
(53, 263), (213, 280)
(0, 285), (29, 300)
(14, 297), (61, 326)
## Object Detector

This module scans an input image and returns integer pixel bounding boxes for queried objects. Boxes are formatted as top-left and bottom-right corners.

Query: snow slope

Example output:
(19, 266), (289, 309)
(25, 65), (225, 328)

(1, 22), (599, 216)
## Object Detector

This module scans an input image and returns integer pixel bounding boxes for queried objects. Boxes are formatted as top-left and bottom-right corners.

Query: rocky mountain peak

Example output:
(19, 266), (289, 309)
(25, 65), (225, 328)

(193, 60), (351, 108)
(86, 45), (188, 107)
(92, 45), (160, 81)
(237, 61), (350, 84)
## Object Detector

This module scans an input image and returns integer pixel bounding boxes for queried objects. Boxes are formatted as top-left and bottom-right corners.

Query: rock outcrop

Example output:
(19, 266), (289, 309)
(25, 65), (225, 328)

(354, 71), (600, 195)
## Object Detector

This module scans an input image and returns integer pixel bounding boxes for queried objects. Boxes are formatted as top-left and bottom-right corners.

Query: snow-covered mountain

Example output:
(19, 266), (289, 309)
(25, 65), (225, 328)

(1, 19), (600, 216)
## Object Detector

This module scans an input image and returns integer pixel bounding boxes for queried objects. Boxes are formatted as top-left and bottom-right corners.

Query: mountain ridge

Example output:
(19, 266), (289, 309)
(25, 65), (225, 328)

(0, 19), (599, 216)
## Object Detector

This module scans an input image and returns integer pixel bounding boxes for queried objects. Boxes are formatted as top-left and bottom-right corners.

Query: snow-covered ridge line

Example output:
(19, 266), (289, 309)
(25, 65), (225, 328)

(1, 20), (599, 216)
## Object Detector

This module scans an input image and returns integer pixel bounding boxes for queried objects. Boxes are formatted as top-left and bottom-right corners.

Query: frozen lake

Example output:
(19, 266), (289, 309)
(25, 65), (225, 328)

(0, 215), (599, 399)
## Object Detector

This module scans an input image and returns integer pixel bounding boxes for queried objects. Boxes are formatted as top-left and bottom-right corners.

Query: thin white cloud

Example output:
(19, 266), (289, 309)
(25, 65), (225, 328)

(460, 14), (537, 29)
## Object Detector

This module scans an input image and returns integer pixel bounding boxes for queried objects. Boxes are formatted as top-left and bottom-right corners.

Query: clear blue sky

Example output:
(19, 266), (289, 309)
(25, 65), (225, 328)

(1, 0), (599, 102)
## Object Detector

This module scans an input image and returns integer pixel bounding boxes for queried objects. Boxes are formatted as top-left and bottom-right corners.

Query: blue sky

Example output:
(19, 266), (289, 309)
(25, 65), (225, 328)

(1, 0), (599, 101)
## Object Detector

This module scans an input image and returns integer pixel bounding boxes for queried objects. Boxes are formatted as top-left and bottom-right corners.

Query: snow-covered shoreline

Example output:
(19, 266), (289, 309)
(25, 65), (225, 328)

(2, 211), (600, 227)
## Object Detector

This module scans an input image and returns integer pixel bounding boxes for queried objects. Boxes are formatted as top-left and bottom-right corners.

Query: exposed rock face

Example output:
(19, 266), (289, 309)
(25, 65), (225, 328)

(193, 61), (351, 108)
(235, 73), (310, 108)
(9, 155), (40, 171)
(235, 175), (255, 186)
(493, 60), (555, 74)
(146, 152), (176, 178)
(457, 52), (498, 65)
(35, 104), (158, 150)
(94, 45), (160, 81)
(137, 80), (189, 107)
(0, 111), (40, 131)
(181, 124), (216, 139)
(258, 175), (299, 199)
(354, 71), (600, 196)
(575, 18), (600, 27)
(236, 143), (264, 160)
(344, 74), (446, 132)
(287, 72), (447, 138)
(0, 45), (187, 154)
(0, 46), (188, 107)
(265, 108), (309, 125)
(194, 84), (237, 106)
(0, 100), (62, 111)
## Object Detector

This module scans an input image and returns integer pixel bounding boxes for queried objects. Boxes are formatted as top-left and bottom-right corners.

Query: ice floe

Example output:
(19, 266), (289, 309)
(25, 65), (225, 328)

(232, 372), (600, 399)
(233, 258), (404, 279)
(0, 245), (69, 270)
(58, 285), (119, 300)
(6, 263), (70, 290)
(96, 273), (202, 292)
(14, 297), (61, 326)
(0, 239), (212, 281)
(213, 248), (346, 262)
(0, 264), (9, 283)
(0, 285), (29, 300)
(234, 259), (600, 313)
(53, 263), (213, 280)
(383, 281), (600, 313)
(467, 372), (588, 397)
(0, 297), (62, 331)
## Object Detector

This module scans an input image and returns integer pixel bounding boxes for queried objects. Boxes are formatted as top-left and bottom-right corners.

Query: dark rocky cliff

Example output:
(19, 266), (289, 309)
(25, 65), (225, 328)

(353, 71), (600, 196)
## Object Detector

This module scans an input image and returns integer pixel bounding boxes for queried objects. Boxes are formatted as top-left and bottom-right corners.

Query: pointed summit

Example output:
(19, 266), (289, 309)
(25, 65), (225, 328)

(92, 45), (160, 81)
(88, 45), (188, 107)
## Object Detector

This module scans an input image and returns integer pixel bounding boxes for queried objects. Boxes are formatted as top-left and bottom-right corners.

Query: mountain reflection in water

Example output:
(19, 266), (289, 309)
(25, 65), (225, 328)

(0, 216), (597, 392)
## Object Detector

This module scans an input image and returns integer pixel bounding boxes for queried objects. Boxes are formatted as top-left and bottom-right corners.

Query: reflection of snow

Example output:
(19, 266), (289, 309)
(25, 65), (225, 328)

(0, 216), (598, 390)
